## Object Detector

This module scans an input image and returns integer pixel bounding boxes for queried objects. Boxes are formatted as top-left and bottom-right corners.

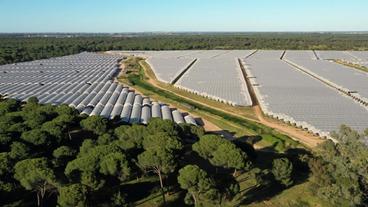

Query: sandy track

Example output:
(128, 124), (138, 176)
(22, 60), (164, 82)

(253, 106), (324, 148)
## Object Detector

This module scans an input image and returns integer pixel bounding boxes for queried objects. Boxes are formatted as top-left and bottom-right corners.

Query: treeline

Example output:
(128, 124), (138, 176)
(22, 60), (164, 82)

(1, 33), (368, 64)
(0, 97), (298, 206)
(308, 126), (368, 206)
(0, 97), (367, 206)
(0, 97), (278, 206)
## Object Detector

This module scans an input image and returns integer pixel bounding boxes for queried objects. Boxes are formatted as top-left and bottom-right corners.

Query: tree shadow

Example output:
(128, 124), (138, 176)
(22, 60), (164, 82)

(122, 180), (161, 204)
(253, 149), (280, 169)
(239, 184), (284, 205)
(0, 189), (41, 207)
(164, 191), (191, 207)
(181, 150), (218, 173)
(195, 118), (236, 140)
(284, 148), (312, 184)
(194, 117), (204, 126)
(238, 135), (263, 146)
(236, 147), (312, 205)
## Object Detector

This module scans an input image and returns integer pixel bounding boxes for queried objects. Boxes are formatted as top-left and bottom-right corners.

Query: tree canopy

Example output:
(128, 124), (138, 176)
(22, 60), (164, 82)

(193, 135), (252, 176)
(14, 158), (56, 206)
(0, 97), (366, 206)
(272, 158), (294, 187)
(57, 184), (87, 207)
(80, 115), (108, 135)
(65, 143), (130, 189)
(308, 125), (368, 206)
(178, 165), (218, 206)
(138, 132), (183, 204)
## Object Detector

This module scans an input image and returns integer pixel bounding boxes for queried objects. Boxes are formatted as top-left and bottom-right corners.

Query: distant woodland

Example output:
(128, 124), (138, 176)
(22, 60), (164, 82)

(1, 33), (368, 65)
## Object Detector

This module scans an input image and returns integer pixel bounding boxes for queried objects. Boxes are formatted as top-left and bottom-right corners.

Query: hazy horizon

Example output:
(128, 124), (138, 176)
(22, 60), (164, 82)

(1, 31), (368, 34)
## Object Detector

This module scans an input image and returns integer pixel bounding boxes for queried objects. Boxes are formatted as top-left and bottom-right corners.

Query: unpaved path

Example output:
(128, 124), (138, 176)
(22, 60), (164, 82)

(253, 106), (324, 148)
(201, 119), (236, 140)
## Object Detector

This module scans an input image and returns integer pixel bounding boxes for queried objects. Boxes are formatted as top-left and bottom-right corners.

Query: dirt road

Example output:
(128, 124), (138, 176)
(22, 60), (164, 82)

(253, 106), (324, 148)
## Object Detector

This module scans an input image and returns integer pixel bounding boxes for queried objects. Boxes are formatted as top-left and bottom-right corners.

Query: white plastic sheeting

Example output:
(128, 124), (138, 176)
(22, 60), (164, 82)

(147, 57), (195, 84)
(122, 50), (254, 106)
(175, 51), (254, 106)
(0, 52), (197, 126)
(244, 50), (368, 138)
(285, 51), (368, 106)
(314, 50), (358, 61)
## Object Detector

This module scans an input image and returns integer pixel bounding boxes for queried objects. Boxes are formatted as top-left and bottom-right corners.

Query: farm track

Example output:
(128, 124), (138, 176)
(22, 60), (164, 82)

(252, 106), (323, 148)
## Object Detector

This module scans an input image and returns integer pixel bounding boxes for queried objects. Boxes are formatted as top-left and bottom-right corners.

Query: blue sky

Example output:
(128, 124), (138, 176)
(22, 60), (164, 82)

(0, 0), (367, 32)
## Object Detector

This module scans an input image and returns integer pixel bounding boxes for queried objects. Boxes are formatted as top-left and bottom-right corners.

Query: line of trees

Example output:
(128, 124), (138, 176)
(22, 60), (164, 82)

(0, 96), (367, 206)
(0, 97), (301, 206)
(1, 33), (368, 65)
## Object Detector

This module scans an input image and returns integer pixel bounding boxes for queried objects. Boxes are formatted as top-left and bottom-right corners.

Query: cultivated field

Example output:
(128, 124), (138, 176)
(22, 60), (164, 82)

(119, 50), (368, 140)
(0, 52), (197, 125)
(244, 50), (368, 139)
(1, 50), (367, 140)
(285, 50), (368, 104)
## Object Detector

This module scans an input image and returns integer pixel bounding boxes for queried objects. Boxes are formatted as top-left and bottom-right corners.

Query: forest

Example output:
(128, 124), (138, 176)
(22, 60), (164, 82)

(1, 32), (368, 65)
(0, 96), (367, 207)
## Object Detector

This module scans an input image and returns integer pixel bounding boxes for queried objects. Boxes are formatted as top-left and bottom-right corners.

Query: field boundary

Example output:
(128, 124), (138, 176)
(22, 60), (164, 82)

(238, 58), (258, 106)
(312, 50), (320, 60)
(171, 58), (198, 84)
(245, 50), (258, 59)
